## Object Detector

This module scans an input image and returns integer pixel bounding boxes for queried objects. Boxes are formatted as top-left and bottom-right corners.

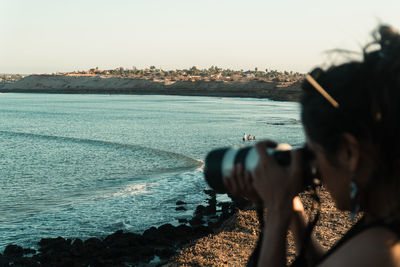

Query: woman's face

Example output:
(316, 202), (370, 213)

(306, 137), (352, 211)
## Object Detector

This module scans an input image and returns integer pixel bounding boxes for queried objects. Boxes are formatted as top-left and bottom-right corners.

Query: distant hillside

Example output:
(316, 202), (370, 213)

(0, 74), (303, 102)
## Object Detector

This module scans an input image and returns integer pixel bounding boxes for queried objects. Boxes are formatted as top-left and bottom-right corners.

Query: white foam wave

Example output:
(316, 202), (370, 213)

(110, 183), (150, 198)
(179, 162), (204, 174)
(195, 160), (205, 172)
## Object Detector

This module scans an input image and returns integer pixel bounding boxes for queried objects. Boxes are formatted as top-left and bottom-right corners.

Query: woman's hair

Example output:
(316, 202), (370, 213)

(301, 25), (400, 161)
(301, 25), (400, 215)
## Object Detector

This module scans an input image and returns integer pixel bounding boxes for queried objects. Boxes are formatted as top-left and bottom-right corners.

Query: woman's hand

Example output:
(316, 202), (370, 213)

(223, 163), (261, 204)
(252, 140), (304, 214)
(250, 141), (308, 267)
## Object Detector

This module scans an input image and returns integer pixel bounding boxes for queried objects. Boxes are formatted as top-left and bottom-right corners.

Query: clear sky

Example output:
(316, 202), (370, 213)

(1, 0), (399, 74)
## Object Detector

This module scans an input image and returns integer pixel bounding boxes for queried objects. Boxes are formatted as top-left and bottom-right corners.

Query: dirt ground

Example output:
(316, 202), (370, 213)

(166, 187), (358, 266)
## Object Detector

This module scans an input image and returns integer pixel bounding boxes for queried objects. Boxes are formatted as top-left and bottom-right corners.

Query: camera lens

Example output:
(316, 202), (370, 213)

(204, 144), (316, 194)
(204, 144), (292, 193)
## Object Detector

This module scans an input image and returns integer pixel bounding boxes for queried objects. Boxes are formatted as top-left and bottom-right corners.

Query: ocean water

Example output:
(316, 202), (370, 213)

(0, 93), (305, 251)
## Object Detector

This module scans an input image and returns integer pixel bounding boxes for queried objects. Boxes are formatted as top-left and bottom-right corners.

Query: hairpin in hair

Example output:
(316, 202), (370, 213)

(305, 74), (339, 108)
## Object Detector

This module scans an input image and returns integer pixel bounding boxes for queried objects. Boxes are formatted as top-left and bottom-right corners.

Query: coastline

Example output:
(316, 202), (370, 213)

(0, 75), (312, 266)
(0, 190), (238, 266)
(0, 75), (303, 102)
(0, 187), (357, 266)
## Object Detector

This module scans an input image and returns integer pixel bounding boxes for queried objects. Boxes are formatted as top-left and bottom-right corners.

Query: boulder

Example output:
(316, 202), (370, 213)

(4, 244), (24, 258)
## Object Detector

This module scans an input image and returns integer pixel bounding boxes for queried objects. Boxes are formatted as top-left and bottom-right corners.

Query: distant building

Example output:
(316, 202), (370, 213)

(243, 71), (255, 78)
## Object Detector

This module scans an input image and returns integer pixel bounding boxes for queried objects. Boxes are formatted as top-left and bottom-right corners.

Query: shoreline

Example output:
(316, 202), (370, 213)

(0, 75), (308, 265)
(0, 187), (357, 266)
(0, 75), (303, 102)
(0, 190), (238, 266)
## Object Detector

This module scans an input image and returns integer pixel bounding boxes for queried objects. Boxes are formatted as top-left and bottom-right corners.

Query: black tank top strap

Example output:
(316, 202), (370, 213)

(291, 216), (400, 267)
(315, 216), (366, 263)
(377, 217), (400, 238)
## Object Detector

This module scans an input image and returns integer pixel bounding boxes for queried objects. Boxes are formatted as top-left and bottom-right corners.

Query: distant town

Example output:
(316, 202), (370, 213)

(1, 66), (304, 85)
(0, 74), (27, 83)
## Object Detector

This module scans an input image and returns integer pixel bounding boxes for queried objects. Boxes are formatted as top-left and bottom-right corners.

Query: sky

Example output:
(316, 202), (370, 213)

(1, 0), (399, 74)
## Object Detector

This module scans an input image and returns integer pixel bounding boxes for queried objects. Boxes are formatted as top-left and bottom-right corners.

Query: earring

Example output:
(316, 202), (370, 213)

(350, 179), (360, 221)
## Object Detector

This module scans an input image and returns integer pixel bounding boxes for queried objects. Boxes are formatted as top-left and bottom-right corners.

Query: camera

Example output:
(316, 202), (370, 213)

(204, 143), (317, 194)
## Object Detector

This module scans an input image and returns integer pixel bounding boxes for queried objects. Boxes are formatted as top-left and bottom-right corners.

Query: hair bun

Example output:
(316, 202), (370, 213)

(379, 25), (399, 45)
(369, 25), (400, 64)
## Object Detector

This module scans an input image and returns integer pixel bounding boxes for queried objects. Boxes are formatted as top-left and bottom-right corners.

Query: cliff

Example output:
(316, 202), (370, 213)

(0, 75), (303, 102)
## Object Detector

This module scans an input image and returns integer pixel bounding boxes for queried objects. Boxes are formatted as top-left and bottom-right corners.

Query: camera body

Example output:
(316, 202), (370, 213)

(204, 143), (316, 194)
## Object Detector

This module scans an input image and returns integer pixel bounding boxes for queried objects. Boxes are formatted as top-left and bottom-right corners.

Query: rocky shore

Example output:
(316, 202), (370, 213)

(0, 190), (237, 266)
(0, 75), (303, 102)
(0, 187), (356, 266)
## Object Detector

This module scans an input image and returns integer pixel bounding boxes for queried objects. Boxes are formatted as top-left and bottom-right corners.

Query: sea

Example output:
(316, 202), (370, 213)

(0, 93), (305, 251)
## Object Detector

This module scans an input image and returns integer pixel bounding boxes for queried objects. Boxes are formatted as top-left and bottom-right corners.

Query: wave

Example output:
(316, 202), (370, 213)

(0, 108), (71, 117)
(0, 130), (203, 169)
(261, 117), (301, 126)
(108, 183), (150, 198)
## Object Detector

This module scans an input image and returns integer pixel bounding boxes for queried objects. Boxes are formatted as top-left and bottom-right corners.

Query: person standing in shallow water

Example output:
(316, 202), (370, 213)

(224, 25), (400, 266)
(243, 133), (247, 142)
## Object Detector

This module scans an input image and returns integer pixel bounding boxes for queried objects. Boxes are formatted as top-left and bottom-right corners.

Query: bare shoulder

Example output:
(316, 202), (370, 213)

(319, 226), (400, 267)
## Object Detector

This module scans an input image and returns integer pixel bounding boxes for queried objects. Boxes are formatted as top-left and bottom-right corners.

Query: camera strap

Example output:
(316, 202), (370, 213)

(247, 189), (321, 267)
(291, 189), (321, 267)
(246, 205), (264, 267)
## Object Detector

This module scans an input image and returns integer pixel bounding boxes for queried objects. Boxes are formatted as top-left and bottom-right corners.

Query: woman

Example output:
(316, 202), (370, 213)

(224, 25), (400, 266)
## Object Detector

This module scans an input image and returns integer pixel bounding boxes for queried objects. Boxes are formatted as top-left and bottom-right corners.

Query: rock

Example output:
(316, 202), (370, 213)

(233, 198), (253, 210)
(143, 225), (174, 246)
(104, 230), (144, 248)
(195, 205), (206, 216)
(0, 255), (9, 266)
(10, 257), (40, 267)
(176, 201), (186, 205)
(175, 206), (186, 211)
(208, 197), (217, 206)
(103, 230), (123, 244)
(143, 226), (158, 241)
(38, 237), (71, 253)
(23, 248), (36, 255)
(189, 216), (205, 226)
(86, 257), (106, 267)
(156, 247), (176, 259)
(133, 246), (155, 263)
(204, 205), (216, 215)
(204, 189), (215, 196)
(178, 218), (188, 223)
(192, 225), (212, 236)
(174, 225), (193, 243)
(157, 224), (177, 239)
(71, 238), (84, 256)
(219, 210), (233, 221)
(4, 244), (24, 258)
(84, 237), (104, 255)
(219, 202), (233, 212)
